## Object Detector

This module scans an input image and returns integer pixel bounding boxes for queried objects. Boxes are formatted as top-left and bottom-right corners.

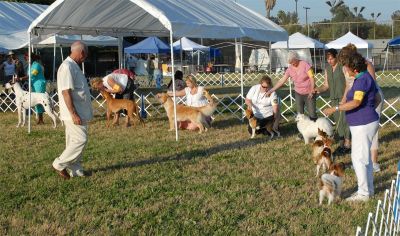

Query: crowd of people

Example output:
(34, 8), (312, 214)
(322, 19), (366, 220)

(1, 41), (385, 203)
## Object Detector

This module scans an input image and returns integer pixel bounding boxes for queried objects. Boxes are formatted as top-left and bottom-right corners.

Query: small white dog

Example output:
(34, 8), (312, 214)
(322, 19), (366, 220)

(295, 114), (333, 144)
(6, 79), (58, 128)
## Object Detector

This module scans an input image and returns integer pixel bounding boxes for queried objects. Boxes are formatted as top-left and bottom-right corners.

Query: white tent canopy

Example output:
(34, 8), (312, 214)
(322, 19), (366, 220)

(0, 1), (47, 49)
(28, 0), (287, 42)
(0, 1), (117, 49)
(0, 1), (46, 35)
(326, 31), (373, 58)
(326, 31), (373, 49)
(173, 37), (209, 51)
(271, 32), (326, 49)
(27, 0), (288, 140)
(37, 35), (118, 46)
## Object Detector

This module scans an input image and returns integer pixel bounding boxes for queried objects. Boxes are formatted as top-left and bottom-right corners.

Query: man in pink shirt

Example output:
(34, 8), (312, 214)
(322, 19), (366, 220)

(267, 51), (317, 121)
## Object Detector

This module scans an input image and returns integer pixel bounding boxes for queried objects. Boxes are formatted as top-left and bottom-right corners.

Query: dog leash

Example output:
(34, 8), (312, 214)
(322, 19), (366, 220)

(332, 110), (343, 137)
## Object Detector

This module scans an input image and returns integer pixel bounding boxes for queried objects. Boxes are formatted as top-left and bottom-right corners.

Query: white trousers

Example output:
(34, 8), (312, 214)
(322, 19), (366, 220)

(350, 120), (379, 196)
(53, 120), (88, 172)
(371, 89), (384, 150)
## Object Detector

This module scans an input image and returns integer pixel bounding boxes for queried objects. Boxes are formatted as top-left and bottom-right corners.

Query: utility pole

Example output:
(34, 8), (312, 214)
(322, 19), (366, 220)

(304, 7), (310, 36)
(294, 0), (298, 16)
(371, 12), (381, 39)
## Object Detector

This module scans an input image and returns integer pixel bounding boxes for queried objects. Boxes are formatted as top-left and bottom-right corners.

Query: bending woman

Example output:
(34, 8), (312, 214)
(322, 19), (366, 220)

(167, 75), (211, 131)
(266, 51), (316, 121)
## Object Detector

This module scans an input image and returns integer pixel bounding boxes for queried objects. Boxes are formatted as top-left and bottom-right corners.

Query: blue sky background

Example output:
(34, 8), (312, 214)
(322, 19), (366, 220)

(237, 0), (399, 24)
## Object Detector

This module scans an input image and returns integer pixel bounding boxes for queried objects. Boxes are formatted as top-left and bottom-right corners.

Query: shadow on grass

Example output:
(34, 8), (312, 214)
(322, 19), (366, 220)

(212, 117), (243, 129)
(342, 172), (395, 198)
(380, 130), (400, 143)
(91, 137), (269, 173)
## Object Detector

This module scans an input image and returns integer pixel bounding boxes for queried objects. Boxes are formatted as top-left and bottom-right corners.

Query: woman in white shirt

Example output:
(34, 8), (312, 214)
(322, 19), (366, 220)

(245, 75), (280, 136)
(168, 75), (211, 130)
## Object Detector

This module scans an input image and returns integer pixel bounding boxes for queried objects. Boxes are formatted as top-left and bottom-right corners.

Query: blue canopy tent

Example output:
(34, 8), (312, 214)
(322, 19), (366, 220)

(124, 37), (170, 54)
(389, 36), (400, 46)
(383, 36), (400, 72)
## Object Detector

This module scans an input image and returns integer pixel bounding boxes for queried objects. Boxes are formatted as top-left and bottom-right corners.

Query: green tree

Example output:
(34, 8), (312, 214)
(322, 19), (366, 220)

(265, 0), (276, 19)
(274, 10), (302, 35)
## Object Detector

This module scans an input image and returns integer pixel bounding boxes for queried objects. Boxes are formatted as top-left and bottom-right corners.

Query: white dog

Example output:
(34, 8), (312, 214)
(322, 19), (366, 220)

(6, 80), (58, 128)
(295, 114), (333, 144)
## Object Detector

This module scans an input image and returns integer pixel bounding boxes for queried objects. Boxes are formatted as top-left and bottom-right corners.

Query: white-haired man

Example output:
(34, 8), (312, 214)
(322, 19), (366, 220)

(53, 41), (93, 179)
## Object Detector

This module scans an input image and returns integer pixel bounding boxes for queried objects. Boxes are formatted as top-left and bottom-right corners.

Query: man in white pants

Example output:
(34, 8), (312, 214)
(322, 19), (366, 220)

(53, 41), (93, 179)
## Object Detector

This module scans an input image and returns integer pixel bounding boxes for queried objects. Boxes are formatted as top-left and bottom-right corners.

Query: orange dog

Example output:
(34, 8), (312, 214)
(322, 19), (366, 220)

(100, 91), (144, 127)
(156, 92), (217, 133)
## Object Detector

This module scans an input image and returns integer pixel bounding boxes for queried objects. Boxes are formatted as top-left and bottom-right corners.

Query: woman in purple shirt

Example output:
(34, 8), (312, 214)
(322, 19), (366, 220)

(323, 52), (379, 202)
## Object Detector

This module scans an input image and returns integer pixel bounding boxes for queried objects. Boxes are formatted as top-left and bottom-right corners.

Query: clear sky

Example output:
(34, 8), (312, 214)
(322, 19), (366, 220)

(237, 0), (399, 24)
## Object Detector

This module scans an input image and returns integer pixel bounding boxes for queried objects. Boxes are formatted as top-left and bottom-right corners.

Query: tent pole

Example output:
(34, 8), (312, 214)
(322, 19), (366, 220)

(81, 35), (85, 75)
(28, 33), (32, 133)
(383, 46), (389, 72)
(313, 47), (316, 74)
(60, 46), (64, 61)
(269, 41), (272, 73)
(52, 34), (56, 82)
(170, 30), (178, 141)
(240, 38), (244, 121)
(180, 38), (183, 71)
(286, 41), (293, 109)
(118, 36), (123, 69)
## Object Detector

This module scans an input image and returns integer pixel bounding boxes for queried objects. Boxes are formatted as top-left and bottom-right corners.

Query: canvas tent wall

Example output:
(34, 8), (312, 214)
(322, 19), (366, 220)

(326, 31), (373, 58)
(28, 0), (288, 139)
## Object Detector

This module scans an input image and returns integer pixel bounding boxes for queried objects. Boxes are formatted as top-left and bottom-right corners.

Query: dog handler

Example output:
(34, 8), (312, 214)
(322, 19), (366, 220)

(323, 52), (379, 202)
(266, 51), (317, 121)
(245, 75), (280, 135)
(315, 49), (351, 154)
(53, 41), (93, 179)
(17, 54), (47, 124)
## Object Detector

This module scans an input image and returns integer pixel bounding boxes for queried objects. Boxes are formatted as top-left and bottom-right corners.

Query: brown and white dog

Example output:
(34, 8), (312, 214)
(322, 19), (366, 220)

(245, 108), (280, 140)
(156, 92), (217, 133)
(314, 133), (334, 177)
(319, 162), (345, 205)
(100, 90), (144, 127)
(312, 128), (329, 164)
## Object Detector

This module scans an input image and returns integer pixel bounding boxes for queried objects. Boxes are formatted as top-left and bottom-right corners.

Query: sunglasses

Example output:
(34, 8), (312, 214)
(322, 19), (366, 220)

(261, 85), (269, 89)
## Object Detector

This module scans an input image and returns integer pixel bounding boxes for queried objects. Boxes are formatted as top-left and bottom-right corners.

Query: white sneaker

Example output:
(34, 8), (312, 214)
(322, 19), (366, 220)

(346, 193), (369, 202)
(373, 163), (381, 172)
(69, 169), (91, 177)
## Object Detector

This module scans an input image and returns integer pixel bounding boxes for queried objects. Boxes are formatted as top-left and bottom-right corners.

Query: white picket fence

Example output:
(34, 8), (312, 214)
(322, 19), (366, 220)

(356, 170), (400, 236)
(1, 72), (399, 127)
(136, 71), (400, 88)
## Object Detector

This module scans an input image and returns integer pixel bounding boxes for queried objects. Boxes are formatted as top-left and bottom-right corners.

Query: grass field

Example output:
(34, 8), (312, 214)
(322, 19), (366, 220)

(0, 112), (399, 235)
